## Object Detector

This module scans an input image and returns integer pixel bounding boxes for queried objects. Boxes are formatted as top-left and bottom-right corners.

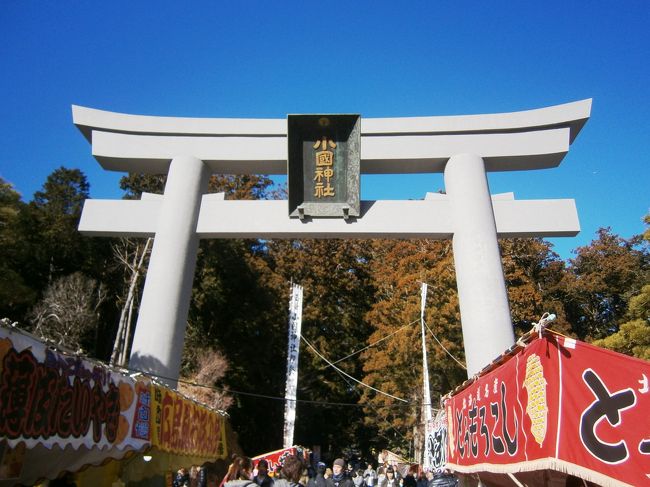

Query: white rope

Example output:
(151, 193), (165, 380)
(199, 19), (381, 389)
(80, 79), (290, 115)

(423, 319), (467, 370)
(533, 312), (556, 338)
(300, 335), (409, 403)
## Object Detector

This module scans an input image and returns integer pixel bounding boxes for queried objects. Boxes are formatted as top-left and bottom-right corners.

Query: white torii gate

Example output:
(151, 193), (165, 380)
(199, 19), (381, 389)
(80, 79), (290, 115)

(73, 99), (591, 386)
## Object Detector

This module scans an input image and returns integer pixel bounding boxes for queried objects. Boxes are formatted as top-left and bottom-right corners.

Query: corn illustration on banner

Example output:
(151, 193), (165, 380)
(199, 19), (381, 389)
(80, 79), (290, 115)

(445, 333), (650, 487)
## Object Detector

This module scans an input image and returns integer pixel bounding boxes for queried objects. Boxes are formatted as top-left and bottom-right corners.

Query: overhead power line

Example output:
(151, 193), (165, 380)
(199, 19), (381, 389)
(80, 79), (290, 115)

(423, 319), (467, 370)
(324, 318), (420, 368)
(301, 335), (410, 403)
(125, 365), (412, 409)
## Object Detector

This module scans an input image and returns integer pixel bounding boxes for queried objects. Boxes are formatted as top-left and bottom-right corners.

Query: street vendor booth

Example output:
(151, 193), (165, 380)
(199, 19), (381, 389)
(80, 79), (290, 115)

(0, 326), (237, 486)
(440, 328), (650, 486)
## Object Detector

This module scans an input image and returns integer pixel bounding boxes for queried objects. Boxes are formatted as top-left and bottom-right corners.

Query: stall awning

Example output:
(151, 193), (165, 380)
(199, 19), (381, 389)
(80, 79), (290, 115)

(444, 331), (650, 486)
(0, 326), (229, 485)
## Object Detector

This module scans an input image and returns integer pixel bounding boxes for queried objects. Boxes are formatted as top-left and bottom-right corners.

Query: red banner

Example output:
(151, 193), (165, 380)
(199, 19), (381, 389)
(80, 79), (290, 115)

(252, 446), (309, 474)
(446, 333), (650, 486)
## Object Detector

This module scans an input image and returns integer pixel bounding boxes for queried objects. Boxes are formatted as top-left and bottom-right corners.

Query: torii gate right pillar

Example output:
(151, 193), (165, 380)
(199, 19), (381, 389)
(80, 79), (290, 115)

(445, 153), (514, 376)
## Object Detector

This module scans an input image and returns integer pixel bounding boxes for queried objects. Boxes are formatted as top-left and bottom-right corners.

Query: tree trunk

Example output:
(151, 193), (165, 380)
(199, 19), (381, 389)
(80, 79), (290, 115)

(110, 238), (151, 366)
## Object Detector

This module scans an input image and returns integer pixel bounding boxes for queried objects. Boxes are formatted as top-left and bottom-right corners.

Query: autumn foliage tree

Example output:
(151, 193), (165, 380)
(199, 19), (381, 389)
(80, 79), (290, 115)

(265, 238), (376, 455)
(360, 239), (464, 455)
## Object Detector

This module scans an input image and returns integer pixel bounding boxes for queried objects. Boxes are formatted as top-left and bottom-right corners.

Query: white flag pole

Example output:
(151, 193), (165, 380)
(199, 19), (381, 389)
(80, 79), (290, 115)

(421, 283), (434, 469)
(283, 283), (303, 448)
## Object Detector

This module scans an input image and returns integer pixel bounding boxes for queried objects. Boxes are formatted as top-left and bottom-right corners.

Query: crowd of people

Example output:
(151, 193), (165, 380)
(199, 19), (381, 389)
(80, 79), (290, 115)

(173, 455), (458, 487)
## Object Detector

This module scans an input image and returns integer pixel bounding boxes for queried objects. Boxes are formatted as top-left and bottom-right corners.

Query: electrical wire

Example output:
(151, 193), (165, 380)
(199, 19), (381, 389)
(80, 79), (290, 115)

(300, 335), (409, 403)
(323, 319), (419, 368)
(329, 352), (412, 444)
(423, 319), (467, 370)
(128, 365), (412, 409)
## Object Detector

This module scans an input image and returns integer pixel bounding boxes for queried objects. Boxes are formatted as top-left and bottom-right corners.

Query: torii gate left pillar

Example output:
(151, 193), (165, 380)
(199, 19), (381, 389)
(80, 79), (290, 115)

(73, 99), (591, 387)
(130, 156), (210, 382)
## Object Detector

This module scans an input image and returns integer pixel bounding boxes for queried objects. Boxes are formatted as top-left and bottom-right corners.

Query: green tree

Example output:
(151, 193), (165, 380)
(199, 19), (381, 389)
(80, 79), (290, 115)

(23, 167), (110, 291)
(558, 228), (649, 340)
(0, 178), (35, 318)
(593, 215), (650, 358)
(30, 167), (118, 357)
(593, 284), (650, 360)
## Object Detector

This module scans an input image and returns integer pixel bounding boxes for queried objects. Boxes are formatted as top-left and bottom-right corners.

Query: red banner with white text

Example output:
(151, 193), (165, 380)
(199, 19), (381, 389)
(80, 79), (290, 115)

(445, 333), (650, 486)
(252, 446), (310, 474)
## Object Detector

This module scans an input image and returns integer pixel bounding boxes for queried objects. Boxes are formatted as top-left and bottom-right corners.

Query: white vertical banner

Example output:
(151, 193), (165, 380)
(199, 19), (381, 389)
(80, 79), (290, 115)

(283, 283), (303, 448)
(430, 408), (448, 472)
(420, 282), (435, 469)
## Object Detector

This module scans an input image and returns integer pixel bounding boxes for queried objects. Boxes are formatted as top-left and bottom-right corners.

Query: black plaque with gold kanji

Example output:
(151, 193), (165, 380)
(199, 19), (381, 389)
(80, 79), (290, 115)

(288, 114), (360, 219)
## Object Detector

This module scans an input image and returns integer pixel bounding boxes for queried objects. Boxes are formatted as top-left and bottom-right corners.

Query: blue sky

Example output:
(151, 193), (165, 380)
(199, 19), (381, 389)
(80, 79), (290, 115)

(1, 1), (648, 259)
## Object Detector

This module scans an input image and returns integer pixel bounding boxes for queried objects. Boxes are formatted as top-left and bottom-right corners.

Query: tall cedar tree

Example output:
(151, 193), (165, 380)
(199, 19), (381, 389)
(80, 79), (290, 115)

(264, 238), (376, 458)
(499, 238), (573, 336)
(361, 237), (569, 455)
(361, 239), (463, 456)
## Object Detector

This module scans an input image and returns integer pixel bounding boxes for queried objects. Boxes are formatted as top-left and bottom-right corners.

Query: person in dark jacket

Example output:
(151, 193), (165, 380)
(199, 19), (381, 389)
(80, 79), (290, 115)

(326, 459), (353, 487)
(307, 462), (328, 487)
(402, 468), (417, 487)
(428, 470), (458, 487)
(254, 460), (274, 487)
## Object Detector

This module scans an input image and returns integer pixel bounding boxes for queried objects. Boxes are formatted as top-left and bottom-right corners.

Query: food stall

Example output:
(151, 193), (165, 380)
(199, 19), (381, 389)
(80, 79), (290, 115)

(442, 329), (650, 486)
(0, 325), (237, 486)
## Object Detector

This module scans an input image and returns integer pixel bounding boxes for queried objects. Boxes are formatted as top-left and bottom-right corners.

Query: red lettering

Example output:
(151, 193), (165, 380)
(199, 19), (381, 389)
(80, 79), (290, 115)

(0, 350), (37, 438)
(0, 345), (125, 444)
(56, 375), (73, 438)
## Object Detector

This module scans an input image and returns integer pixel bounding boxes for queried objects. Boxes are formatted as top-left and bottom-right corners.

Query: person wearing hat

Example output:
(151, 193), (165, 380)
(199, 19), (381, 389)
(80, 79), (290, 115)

(326, 459), (353, 487)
